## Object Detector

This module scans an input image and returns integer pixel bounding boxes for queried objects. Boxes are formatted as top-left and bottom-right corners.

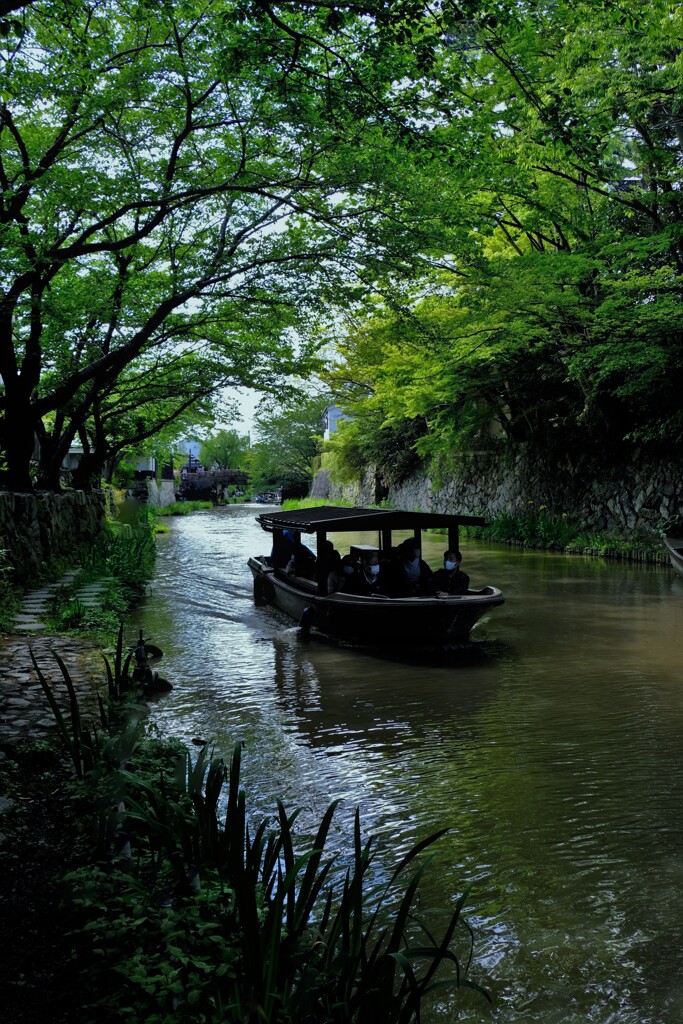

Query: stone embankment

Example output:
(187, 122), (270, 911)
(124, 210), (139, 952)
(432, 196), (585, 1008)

(0, 490), (107, 584)
(313, 447), (683, 540)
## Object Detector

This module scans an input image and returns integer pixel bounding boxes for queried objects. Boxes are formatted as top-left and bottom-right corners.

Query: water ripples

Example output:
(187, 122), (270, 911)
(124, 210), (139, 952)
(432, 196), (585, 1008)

(128, 507), (683, 1024)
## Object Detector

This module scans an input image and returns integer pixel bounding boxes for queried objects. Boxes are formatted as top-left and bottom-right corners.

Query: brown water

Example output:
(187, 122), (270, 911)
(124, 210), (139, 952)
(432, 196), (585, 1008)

(130, 504), (683, 1024)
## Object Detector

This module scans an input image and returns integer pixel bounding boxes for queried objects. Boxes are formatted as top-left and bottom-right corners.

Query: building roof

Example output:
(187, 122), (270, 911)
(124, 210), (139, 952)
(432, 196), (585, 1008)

(256, 505), (486, 534)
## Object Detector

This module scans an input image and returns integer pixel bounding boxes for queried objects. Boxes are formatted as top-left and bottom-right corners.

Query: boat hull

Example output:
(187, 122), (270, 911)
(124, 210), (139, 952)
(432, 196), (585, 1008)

(663, 536), (683, 579)
(248, 558), (504, 646)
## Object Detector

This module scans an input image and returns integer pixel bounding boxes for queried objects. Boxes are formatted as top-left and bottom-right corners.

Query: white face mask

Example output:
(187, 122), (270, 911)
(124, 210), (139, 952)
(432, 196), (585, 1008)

(369, 564), (380, 576)
(445, 560), (458, 571)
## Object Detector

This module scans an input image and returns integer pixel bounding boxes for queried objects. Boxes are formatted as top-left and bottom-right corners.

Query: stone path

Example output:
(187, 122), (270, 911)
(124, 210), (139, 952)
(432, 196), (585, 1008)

(9, 573), (116, 634)
(0, 634), (104, 752)
(0, 572), (117, 754)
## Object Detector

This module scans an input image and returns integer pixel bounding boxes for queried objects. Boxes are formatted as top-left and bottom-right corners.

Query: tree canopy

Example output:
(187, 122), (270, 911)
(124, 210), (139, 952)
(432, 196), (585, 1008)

(249, 392), (328, 496)
(0, 0), (450, 490)
(3, 0), (681, 493)
(199, 428), (250, 471)
(321, 0), (683, 481)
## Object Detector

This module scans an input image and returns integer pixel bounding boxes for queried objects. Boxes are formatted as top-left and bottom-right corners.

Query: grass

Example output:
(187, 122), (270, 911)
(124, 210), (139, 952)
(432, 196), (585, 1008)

(281, 496), (355, 511)
(40, 514), (158, 640)
(463, 504), (666, 561)
(155, 500), (213, 516)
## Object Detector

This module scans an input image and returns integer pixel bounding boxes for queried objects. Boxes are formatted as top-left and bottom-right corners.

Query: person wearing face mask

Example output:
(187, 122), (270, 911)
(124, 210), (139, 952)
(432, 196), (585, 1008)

(383, 538), (434, 597)
(341, 551), (384, 596)
(328, 553), (359, 593)
(432, 550), (470, 597)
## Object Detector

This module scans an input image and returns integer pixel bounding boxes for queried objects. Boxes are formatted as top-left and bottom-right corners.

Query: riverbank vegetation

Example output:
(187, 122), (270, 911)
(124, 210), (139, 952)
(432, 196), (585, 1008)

(279, 498), (668, 563)
(462, 507), (667, 562)
(156, 500), (214, 517)
(1, 636), (489, 1023)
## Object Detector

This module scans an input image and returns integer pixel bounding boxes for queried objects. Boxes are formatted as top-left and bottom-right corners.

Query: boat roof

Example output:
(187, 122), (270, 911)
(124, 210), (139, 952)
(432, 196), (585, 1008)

(256, 505), (486, 534)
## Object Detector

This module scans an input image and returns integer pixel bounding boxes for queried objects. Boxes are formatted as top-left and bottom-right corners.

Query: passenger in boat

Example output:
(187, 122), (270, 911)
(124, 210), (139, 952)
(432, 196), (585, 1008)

(271, 528), (315, 574)
(341, 552), (383, 596)
(432, 550), (470, 596)
(382, 539), (434, 597)
(328, 553), (358, 593)
(318, 538), (341, 582)
(270, 528), (296, 568)
(286, 545), (317, 579)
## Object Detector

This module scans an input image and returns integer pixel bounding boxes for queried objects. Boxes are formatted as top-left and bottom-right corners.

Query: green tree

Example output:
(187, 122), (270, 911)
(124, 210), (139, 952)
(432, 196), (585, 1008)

(0, 0), (451, 492)
(199, 428), (250, 471)
(249, 393), (328, 496)
(322, 0), (683, 478)
(62, 352), (225, 488)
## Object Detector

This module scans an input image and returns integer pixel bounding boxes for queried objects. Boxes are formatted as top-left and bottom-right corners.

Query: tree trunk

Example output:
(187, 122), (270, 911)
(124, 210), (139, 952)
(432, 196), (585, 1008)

(1, 395), (37, 491)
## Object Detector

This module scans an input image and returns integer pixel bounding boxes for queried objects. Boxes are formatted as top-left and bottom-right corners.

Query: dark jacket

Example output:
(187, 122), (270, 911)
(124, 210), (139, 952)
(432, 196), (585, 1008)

(341, 568), (384, 597)
(381, 557), (434, 598)
(432, 567), (470, 595)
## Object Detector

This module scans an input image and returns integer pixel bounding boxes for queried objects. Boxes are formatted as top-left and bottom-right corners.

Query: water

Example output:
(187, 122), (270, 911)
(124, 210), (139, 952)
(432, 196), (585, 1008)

(129, 505), (683, 1024)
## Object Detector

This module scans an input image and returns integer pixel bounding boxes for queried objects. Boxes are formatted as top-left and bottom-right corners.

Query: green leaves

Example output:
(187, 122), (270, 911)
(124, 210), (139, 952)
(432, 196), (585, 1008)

(1, 0), (451, 490)
(249, 392), (329, 493)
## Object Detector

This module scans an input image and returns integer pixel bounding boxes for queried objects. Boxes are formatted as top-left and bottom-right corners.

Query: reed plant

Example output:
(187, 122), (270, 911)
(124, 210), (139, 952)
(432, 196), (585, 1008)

(34, 629), (489, 1023)
(31, 626), (148, 780)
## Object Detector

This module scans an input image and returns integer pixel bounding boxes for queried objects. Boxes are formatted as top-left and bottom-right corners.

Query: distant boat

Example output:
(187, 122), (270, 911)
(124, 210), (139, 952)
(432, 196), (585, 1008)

(663, 535), (683, 579)
(248, 505), (505, 647)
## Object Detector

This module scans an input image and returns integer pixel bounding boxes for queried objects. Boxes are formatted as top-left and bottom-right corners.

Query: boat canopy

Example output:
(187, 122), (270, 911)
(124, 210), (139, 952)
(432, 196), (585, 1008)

(258, 505), (488, 595)
(256, 505), (485, 534)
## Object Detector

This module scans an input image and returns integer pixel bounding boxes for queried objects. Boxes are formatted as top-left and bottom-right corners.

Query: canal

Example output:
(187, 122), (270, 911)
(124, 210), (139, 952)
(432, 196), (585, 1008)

(129, 504), (683, 1024)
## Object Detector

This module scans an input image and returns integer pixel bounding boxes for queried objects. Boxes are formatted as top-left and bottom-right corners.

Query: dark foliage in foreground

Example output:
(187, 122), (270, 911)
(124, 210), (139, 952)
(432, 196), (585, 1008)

(22, 628), (489, 1023)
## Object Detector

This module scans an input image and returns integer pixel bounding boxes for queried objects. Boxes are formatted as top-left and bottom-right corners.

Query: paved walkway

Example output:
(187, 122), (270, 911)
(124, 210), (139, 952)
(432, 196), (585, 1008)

(0, 573), (115, 754)
(9, 574), (115, 633)
(0, 634), (104, 751)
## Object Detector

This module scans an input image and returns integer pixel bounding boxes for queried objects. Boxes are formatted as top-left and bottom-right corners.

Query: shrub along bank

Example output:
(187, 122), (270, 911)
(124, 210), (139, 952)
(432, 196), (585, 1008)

(1, 636), (489, 1024)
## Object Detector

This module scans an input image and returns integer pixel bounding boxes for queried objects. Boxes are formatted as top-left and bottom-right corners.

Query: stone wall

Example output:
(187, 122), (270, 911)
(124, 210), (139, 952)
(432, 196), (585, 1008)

(0, 490), (108, 584)
(144, 479), (177, 507)
(317, 448), (683, 536)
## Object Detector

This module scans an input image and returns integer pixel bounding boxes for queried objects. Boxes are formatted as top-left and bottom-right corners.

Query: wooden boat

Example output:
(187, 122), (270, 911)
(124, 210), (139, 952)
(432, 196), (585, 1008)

(248, 506), (505, 647)
(663, 535), (683, 579)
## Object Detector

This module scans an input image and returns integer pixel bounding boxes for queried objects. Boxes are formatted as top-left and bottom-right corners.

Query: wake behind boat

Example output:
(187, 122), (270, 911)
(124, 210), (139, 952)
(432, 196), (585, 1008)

(248, 505), (504, 647)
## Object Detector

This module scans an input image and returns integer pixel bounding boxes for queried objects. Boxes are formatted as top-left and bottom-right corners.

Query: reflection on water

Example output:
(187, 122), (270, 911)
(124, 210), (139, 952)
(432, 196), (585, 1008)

(129, 505), (683, 1024)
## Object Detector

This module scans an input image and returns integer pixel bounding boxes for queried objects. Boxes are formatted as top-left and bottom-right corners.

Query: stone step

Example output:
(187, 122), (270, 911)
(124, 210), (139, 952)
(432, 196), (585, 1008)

(11, 571), (118, 632)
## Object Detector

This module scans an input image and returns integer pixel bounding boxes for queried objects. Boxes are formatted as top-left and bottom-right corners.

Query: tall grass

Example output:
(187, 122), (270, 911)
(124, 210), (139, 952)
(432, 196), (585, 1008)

(281, 497), (355, 511)
(465, 504), (665, 559)
(155, 500), (213, 516)
(35, 629), (489, 1023)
